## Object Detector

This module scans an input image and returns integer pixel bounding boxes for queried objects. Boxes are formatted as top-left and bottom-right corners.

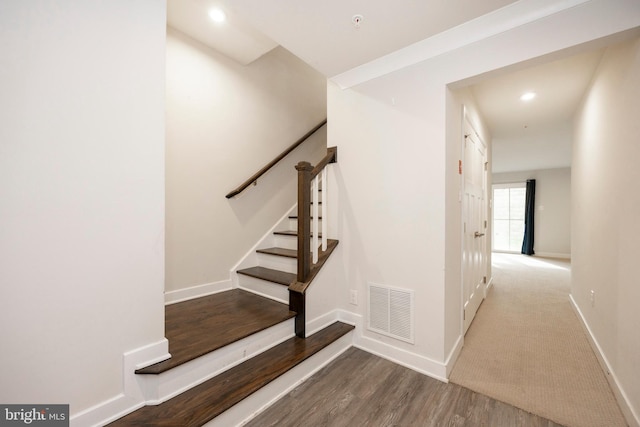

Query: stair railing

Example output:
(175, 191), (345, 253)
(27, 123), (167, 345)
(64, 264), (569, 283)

(295, 146), (336, 282)
(225, 119), (327, 199)
(290, 146), (337, 337)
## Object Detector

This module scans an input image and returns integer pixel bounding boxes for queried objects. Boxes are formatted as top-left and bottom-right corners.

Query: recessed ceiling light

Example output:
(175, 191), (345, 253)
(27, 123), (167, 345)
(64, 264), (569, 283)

(520, 92), (536, 101)
(208, 8), (226, 23)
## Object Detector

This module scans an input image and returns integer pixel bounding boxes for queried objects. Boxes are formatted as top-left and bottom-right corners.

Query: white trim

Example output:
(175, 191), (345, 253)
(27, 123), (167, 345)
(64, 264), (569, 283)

(340, 310), (448, 382)
(330, 0), (589, 88)
(229, 204), (297, 280)
(534, 252), (571, 260)
(165, 280), (232, 305)
(71, 339), (170, 427)
(70, 392), (138, 427)
(444, 334), (464, 378)
(354, 338), (448, 383)
(569, 295), (640, 427)
(237, 283), (288, 305)
(493, 182), (526, 189)
(484, 276), (494, 297)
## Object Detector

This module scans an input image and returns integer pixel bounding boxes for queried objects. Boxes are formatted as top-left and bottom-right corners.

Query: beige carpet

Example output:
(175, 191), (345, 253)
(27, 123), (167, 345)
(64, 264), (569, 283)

(450, 253), (627, 427)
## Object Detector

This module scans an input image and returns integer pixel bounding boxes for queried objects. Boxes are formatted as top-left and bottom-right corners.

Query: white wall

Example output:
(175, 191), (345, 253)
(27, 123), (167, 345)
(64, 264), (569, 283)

(493, 168), (571, 258)
(0, 0), (166, 418)
(492, 122), (573, 173)
(165, 28), (327, 295)
(572, 36), (640, 426)
(327, 0), (640, 380)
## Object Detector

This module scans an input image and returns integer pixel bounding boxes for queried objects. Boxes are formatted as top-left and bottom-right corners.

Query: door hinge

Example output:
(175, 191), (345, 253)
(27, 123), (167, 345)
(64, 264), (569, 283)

(484, 220), (487, 229)
(484, 161), (488, 171)
(483, 276), (487, 284)
(463, 310), (466, 320)
(464, 222), (466, 232)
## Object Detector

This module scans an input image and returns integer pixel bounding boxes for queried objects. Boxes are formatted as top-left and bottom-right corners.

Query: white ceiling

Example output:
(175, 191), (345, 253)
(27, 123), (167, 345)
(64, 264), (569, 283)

(166, 0), (612, 174)
(167, 0), (277, 64)
(214, 0), (519, 77)
(470, 50), (604, 138)
(168, 0), (518, 75)
(469, 49), (604, 172)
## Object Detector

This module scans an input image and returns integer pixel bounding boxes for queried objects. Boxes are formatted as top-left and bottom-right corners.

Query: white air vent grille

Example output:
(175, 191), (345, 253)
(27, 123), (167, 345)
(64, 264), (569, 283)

(368, 283), (414, 343)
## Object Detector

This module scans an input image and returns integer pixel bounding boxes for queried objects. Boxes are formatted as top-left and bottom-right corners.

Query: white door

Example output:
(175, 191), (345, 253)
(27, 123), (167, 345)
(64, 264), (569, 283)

(462, 120), (488, 334)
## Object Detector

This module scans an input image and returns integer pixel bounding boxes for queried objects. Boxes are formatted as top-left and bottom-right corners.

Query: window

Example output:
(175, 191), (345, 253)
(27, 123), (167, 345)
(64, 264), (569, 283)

(493, 183), (526, 252)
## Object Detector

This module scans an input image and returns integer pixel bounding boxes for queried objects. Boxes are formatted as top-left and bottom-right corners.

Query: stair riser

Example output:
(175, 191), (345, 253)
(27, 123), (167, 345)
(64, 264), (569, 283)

(204, 332), (353, 427)
(257, 253), (297, 274)
(139, 319), (295, 405)
(274, 235), (297, 250)
(288, 218), (323, 230)
(273, 235), (323, 252)
(238, 276), (289, 304)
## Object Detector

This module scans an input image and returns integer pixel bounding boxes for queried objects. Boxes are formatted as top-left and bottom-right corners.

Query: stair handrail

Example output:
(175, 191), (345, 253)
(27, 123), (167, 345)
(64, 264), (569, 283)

(225, 119), (327, 199)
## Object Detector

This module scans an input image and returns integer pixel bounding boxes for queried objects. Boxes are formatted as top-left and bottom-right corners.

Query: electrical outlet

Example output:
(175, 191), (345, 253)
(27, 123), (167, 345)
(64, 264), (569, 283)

(349, 290), (358, 305)
(590, 290), (595, 307)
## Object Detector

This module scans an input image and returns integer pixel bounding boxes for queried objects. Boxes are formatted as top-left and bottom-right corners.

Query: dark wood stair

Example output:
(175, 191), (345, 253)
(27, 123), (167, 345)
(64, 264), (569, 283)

(108, 321), (354, 426)
(256, 247), (297, 258)
(274, 229), (322, 237)
(136, 289), (295, 374)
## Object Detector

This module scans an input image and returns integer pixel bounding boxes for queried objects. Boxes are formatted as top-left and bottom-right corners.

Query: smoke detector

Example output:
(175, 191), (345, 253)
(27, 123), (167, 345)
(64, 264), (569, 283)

(352, 14), (364, 28)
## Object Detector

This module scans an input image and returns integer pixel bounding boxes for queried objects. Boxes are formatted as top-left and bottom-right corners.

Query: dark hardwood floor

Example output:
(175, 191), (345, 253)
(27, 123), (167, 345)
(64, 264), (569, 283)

(246, 347), (565, 427)
(136, 289), (295, 374)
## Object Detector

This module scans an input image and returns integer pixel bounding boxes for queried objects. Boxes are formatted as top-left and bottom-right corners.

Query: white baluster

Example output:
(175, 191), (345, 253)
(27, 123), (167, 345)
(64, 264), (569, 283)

(321, 167), (327, 251)
(312, 175), (319, 264)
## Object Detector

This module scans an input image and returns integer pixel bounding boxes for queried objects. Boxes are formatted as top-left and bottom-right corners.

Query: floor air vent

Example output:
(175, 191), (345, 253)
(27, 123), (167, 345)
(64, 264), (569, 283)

(368, 283), (414, 343)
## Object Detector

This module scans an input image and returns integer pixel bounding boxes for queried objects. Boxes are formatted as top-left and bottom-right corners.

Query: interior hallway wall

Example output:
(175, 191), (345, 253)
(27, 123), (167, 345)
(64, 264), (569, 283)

(572, 36), (640, 425)
(165, 28), (327, 295)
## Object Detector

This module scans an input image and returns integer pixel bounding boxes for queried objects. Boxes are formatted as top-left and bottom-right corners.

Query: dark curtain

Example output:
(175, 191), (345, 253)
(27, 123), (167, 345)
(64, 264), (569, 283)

(521, 179), (536, 255)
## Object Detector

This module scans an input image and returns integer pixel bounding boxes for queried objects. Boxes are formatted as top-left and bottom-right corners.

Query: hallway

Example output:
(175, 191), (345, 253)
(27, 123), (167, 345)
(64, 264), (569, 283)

(450, 254), (626, 427)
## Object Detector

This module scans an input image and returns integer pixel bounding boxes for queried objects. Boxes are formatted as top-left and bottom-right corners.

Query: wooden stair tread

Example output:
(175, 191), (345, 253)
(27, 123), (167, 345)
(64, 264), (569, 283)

(108, 322), (355, 427)
(237, 266), (295, 286)
(274, 230), (322, 237)
(256, 247), (297, 258)
(136, 289), (295, 374)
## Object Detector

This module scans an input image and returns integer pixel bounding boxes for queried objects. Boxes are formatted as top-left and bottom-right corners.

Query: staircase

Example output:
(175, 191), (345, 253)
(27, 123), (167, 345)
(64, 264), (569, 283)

(106, 144), (349, 426)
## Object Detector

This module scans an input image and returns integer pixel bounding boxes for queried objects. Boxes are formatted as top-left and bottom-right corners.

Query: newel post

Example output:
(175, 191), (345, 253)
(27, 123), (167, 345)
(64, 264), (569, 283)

(296, 161), (313, 283)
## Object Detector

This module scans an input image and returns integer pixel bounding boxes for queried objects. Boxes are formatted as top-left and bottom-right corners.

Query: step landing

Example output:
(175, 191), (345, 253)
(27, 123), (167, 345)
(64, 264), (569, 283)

(108, 322), (354, 426)
(137, 289), (295, 374)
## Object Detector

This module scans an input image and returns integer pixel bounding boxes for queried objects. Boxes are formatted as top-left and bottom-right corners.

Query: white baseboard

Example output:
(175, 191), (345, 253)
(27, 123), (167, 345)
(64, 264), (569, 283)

(444, 334), (464, 378)
(335, 310), (448, 382)
(569, 295), (639, 427)
(534, 252), (571, 260)
(165, 280), (232, 305)
(70, 393), (136, 427)
(484, 276), (494, 296)
(71, 339), (170, 427)
(306, 309), (348, 337)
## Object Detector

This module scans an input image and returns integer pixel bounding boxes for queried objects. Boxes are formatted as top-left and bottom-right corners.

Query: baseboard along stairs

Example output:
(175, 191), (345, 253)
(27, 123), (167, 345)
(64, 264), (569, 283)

(107, 142), (349, 426)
